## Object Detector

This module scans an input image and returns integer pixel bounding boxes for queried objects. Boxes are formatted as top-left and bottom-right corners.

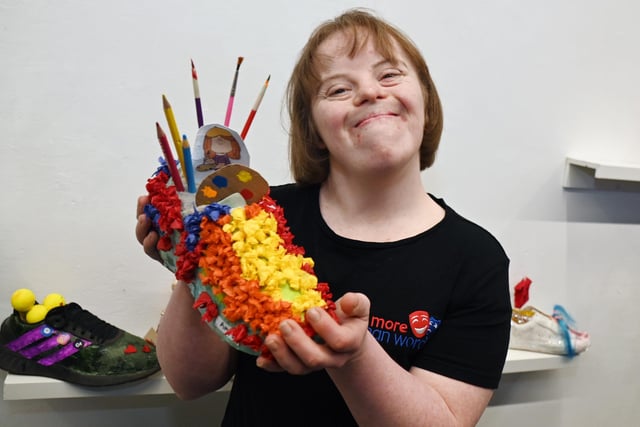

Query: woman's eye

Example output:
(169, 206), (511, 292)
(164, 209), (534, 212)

(322, 85), (351, 99)
(381, 70), (403, 81)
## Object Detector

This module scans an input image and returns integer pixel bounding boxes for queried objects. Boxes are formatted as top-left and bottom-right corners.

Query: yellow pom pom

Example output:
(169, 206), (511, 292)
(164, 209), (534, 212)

(11, 288), (36, 312)
(25, 304), (48, 324)
(43, 293), (66, 309)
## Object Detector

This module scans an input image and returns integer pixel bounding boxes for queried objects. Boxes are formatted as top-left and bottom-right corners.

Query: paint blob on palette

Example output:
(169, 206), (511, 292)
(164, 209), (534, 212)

(196, 163), (269, 206)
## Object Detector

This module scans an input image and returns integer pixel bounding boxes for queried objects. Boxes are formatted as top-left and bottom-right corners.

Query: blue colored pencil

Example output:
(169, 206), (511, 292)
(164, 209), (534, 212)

(182, 134), (197, 193)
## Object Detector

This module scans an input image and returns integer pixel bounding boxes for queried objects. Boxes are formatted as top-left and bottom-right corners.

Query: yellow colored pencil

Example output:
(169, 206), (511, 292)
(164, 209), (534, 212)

(162, 94), (186, 175)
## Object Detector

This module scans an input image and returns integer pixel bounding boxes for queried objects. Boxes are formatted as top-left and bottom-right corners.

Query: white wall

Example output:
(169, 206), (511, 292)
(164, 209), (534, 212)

(1, 1), (639, 425)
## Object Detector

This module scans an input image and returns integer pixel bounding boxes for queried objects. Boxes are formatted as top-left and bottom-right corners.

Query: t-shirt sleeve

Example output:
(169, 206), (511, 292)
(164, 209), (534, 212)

(413, 233), (512, 389)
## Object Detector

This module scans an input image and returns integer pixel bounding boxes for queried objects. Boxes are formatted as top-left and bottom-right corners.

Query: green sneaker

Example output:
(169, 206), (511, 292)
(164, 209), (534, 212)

(0, 302), (160, 386)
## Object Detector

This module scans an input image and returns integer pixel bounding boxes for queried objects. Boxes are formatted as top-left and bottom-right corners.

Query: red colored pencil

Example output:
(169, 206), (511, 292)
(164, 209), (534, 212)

(241, 75), (270, 140)
(155, 122), (185, 192)
(224, 56), (244, 127)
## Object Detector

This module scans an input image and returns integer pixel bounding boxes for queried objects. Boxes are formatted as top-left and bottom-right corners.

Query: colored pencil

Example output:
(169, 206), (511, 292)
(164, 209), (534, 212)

(224, 56), (244, 127)
(240, 75), (270, 140)
(155, 122), (185, 192)
(181, 134), (197, 193)
(191, 59), (204, 128)
(162, 94), (186, 175)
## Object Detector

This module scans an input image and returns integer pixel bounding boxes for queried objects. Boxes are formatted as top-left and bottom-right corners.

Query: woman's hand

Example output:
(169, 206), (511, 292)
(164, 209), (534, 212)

(135, 195), (162, 263)
(257, 292), (370, 375)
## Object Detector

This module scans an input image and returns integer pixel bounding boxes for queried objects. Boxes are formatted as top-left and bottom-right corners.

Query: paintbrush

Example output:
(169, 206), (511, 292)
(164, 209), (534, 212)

(240, 75), (270, 140)
(224, 56), (244, 127)
(191, 59), (204, 128)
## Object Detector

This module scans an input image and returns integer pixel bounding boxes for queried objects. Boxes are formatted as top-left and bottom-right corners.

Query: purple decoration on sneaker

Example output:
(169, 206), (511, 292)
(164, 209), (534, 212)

(38, 338), (91, 366)
(5, 325), (55, 352)
(4, 323), (93, 367)
(20, 335), (61, 359)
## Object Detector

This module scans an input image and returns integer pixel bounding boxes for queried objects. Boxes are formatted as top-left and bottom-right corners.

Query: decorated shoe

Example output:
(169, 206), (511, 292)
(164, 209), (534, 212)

(0, 298), (160, 386)
(510, 305), (591, 357)
(148, 63), (335, 356)
(145, 124), (336, 357)
(508, 277), (590, 357)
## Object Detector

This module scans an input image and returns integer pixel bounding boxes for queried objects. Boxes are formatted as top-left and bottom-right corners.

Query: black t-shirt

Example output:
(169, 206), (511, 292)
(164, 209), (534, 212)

(222, 184), (511, 427)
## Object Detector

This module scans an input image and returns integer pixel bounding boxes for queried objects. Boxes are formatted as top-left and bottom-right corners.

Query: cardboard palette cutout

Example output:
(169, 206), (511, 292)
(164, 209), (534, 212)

(196, 164), (269, 206)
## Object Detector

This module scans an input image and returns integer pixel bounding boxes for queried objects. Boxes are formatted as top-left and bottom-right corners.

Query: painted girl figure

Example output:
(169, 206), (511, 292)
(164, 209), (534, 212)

(196, 125), (242, 171)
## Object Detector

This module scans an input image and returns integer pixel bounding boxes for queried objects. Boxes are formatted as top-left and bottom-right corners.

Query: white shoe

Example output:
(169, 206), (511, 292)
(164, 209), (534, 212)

(509, 306), (590, 357)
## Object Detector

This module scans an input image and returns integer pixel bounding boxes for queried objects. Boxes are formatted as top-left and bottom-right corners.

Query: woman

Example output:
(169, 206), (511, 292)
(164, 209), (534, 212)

(136, 9), (511, 426)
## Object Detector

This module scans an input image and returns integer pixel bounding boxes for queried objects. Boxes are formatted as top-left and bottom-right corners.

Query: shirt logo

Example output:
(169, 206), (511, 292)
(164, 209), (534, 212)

(368, 310), (441, 350)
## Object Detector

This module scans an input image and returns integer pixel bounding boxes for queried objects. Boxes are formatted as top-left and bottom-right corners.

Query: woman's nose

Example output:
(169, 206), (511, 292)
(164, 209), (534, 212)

(353, 81), (386, 105)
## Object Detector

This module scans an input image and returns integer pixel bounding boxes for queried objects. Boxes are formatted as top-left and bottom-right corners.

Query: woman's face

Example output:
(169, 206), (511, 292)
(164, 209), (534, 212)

(311, 31), (426, 179)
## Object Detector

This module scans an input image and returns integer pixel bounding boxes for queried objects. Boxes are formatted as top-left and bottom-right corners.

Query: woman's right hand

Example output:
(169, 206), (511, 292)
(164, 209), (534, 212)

(136, 195), (162, 263)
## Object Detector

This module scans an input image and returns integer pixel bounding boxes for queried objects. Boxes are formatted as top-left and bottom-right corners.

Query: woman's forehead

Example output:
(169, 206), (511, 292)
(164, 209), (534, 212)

(314, 30), (401, 69)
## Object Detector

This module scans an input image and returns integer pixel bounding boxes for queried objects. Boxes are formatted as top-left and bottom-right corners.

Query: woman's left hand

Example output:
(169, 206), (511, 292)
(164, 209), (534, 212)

(257, 292), (370, 374)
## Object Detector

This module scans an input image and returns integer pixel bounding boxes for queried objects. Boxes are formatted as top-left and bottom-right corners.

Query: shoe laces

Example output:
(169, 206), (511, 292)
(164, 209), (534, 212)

(552, 304), (577, 358)
(45, 303), (120, 344)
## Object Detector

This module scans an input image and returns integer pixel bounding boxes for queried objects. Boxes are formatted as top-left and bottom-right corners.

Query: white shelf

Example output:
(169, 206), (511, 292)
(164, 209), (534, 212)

(501, 349), (571, 374)
(3, 349), (570, 400)
(563, 156), (640, 190)
(3, 370), (172, 400)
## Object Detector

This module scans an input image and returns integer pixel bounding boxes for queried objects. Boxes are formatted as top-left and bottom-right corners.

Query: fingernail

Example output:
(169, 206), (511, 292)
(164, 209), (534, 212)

(306, 307), (320, 322)
(280, 320), (292, 336)
(265, 336), (277, 351)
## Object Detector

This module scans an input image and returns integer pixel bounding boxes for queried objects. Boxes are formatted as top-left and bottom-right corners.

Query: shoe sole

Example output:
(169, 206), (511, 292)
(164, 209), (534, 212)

(0, 344), (160, 387)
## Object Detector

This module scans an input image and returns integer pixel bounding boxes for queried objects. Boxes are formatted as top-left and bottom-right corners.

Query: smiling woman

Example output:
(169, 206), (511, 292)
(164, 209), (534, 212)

(136, 8), (511, 427)
(311, 33), (426, 181)
(287, 10), (443, 187)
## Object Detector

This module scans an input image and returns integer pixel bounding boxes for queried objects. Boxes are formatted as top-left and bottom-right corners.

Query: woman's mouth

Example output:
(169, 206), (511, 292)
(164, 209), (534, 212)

(355, 112), (397, 128)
